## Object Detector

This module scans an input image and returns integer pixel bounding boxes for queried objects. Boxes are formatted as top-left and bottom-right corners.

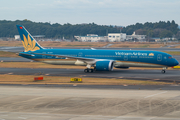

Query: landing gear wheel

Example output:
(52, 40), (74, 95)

(84, 69), (94, 73)
(161, 70), (165, 74)
(94, 67), (96, 71)
(90, 69), (94, 73)
(84, 69), (89, 73)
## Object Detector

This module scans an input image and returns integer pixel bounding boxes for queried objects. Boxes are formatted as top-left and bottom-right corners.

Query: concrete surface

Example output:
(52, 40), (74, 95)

(0, 85), (179, 120)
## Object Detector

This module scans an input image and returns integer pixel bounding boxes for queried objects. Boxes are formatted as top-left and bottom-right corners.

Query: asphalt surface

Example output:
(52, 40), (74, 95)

(0, 57), (32, 62)
(0, 67), (180, 83)
(0, 85), (180, 120)
(1, 84), (180, 90)
(0, 46), (24, 52)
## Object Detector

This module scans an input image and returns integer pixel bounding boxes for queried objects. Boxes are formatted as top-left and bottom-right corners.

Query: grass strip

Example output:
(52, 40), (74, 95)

(162, 51), (180, 55)
(0, 51), (19, 57)
(0, 74), (173, 85)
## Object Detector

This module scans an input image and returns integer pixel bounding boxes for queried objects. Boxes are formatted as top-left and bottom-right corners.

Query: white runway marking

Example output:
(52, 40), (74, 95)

(144, 91), (168, 98)
(7, 73), (13, 75)
(18, 117), (27, 119)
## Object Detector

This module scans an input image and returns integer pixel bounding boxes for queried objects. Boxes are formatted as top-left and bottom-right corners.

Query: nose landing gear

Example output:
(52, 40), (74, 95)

(161, 67), (167, 74)
(161, 70), (166, 74)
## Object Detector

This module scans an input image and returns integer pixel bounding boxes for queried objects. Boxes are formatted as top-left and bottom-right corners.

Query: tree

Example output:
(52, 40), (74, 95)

(176, 31), (180, 40)
(135, 29), (147, 35)
(160, 30), (173, 38)
(0, 20), (179, 39)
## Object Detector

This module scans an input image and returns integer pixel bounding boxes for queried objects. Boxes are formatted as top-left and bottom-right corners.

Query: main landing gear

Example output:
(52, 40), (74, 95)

(84, 69), (94, 73)
(161, 67), (167, 74)
(84, 64), (95, 73)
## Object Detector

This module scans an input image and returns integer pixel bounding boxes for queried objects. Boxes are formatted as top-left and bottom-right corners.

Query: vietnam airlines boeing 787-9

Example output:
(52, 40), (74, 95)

(16, 25), (179, 73)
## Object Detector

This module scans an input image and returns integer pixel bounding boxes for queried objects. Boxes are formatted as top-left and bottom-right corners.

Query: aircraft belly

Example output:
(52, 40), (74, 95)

(32, 59), (86, 65)
(114, 61), (165, 68)
(43, 61), (76, 65)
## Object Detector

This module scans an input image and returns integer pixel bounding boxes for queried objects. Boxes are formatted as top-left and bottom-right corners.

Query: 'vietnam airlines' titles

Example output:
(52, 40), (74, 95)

(115, 52), (148, 56)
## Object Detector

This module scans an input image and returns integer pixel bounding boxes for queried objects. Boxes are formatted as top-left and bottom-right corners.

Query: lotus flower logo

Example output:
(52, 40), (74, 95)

(149, 53), (154, 56)
(22, 34), (40, 52)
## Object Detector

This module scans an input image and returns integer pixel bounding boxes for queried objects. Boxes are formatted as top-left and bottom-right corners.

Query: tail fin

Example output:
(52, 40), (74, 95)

(16, 25), (43, 52)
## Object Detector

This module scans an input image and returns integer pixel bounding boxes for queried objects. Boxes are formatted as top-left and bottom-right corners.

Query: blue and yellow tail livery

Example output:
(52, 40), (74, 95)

(16, 25), (43, 52)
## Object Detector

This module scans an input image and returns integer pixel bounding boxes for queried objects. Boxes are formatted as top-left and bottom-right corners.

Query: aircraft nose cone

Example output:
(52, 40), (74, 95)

(174, 59), (179, 66)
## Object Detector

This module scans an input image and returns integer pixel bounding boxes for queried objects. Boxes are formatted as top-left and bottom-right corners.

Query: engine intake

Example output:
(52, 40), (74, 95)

(95, 61), (114, 71)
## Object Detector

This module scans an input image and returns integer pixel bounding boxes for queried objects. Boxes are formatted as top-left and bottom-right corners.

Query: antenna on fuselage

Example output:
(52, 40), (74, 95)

(91, 48), (96, 50)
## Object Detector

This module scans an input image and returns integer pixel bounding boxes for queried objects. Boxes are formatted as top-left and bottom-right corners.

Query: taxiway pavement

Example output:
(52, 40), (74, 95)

(0, 57), (32, 62)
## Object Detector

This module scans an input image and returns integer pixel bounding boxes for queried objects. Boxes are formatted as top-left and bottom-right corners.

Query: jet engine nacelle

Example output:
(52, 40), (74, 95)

(95, 61), (114, 71)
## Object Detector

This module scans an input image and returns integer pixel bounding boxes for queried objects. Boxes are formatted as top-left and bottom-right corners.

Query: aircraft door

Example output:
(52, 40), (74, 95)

(163, 56), (168, 63)
(157, 54), (162, 61)
(78, 52), (83, 57)
(124, 55), (128, 61)
(42, 52), (46, 59)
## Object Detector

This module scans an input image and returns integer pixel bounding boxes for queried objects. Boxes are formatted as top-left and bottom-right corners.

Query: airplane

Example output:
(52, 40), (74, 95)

(16, 25), (179, 73)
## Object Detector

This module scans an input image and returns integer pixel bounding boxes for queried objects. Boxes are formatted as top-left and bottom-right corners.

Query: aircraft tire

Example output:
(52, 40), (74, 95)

(84, 69), (89, 73)
(161, 70), (165, 74)
(90, 69), (94, 73)
(84, 69), (94, 73)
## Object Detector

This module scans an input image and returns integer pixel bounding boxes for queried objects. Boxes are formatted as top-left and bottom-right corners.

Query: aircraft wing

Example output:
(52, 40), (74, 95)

(31, 52), (99, 63)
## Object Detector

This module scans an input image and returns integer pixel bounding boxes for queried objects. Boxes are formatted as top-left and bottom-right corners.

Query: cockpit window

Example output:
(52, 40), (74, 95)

(168, 56), (172, 59)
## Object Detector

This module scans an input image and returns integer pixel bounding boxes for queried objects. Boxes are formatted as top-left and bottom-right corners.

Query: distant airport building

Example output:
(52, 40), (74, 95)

(74, 34), (108, 42)
(14, 35), (20, 40)
(14, 35), (45, 41)
(108, 33), (126, 42)
(75, 32), (146, 42)
(152, 37), (177, 42)
(126, 32), (146, 41)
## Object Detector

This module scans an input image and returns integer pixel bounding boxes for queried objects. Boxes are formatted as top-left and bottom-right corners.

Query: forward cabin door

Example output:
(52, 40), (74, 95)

(124, 55), (128, 61)
(157, 54), (162, 61)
